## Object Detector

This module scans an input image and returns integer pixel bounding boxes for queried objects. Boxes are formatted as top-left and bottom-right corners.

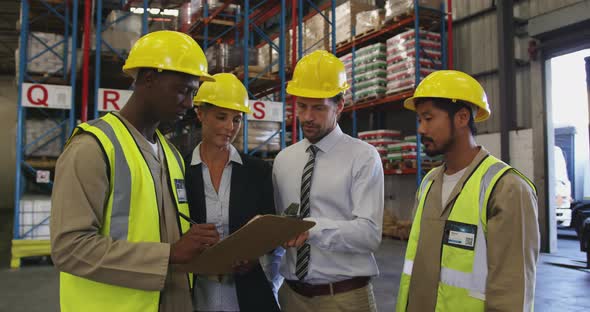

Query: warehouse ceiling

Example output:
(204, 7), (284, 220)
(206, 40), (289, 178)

(0, 0), (334, 76)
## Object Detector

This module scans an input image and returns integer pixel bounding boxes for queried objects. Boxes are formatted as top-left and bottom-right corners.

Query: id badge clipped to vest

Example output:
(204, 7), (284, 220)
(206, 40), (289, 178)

(174, 179), (188, 203)
(443, 220), (477, 250)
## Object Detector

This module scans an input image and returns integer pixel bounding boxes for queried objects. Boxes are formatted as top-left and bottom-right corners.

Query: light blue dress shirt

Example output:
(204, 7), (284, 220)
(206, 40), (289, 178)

(272, 125), (384, 285)
(190, 143), (242, 312)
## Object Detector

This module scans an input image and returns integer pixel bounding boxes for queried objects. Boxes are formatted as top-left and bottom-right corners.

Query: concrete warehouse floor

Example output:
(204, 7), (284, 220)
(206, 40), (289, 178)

(0, 227), (589, 311)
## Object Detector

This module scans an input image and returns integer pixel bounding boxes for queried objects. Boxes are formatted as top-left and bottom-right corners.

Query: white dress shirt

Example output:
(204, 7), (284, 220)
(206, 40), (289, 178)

(272, 125), (384, 284)
(190, 143), (242, 312)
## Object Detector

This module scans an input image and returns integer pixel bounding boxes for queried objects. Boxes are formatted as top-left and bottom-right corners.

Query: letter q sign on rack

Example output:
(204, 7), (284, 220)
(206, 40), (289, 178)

(22, 83), (72, 110)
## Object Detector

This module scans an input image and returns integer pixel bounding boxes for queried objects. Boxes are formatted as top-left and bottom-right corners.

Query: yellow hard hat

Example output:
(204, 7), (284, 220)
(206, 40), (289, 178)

(404, 70), (491, 122)
(194, 73), (250, 114)
(123, 30), (214, 81)
(286, 50), (349, 98)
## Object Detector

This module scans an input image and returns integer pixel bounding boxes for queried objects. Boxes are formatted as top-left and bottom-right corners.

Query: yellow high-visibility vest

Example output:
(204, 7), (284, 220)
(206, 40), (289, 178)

(396, 155), (535, 312)
(60, 113), (191, 312)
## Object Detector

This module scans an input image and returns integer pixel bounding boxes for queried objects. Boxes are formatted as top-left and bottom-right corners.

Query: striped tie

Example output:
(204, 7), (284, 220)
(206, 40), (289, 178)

(296, 145), (317, 280)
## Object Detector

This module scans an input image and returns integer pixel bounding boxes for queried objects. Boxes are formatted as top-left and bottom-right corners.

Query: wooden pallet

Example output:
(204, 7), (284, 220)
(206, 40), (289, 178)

(355, 94), (382, 104)
(25, 157), (58, 169)
(383, 231), (410, 240)
(336, 27), (382, 49)
(233, 66), (277, 80)
(234, 65), (265, 74)
(386, 85), (414, 96)
(384, 11), (413, 25)
(25, 75), (70, 85)
(382, 212), (412, 240)
(356, 27), (380, 38)
(383, 8), (441, 25)
(384, 158), (443, 170)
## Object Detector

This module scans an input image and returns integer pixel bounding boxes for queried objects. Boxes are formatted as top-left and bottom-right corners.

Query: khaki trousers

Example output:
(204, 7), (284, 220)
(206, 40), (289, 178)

(278, 281), (377, 312)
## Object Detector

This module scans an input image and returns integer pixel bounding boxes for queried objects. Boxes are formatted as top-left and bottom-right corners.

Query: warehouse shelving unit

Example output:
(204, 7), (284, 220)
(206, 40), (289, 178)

(194, 1), (291, 155)
(335, 0), (452, 185)
(91, 0), (150, 121)
(293, 0), (337, 142)
(10, 1), (451, 267)
(184, 1), (341, 153)
(12, 0), (80, 268)
(241, 0), (287, 154)
(90, 1), (195, 153)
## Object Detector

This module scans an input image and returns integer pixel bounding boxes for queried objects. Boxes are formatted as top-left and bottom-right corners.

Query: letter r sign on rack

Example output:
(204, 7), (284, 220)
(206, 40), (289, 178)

(21, 83), (72, 110)
(98, 88), (133, 112)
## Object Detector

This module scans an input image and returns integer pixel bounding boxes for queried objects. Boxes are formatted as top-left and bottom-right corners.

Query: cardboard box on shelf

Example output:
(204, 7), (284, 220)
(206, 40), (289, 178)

(258, 27), (296, 73)
(89, 10), (142, 53)
(355, 9), (384, 35)
(17, 32), (77, 75)
(25, 119), (66, 157)
(303, 13), (328, 55)
(208, 44), (258, 73)
(384, 0), (443, 21)
(234, 121), (282, 152)
(329, 1), (377, 46)
(19, 195), (52, 240)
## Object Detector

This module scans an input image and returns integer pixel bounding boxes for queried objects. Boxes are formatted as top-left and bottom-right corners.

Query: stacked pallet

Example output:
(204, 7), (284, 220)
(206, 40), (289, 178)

(26, 119), (65, 157)
(386, 29), (441, 95)
(384, 0), (443, 22)
(355, 9), (384, 35)
(382, 208), (412, 240)
(358, 129), (402, 162)
(354, 43), (387, 102)
(383, 135), (444, 172)
(233, 121), (281, 153)
(15, 32), (75, 76)
(330, 0), (377, 47)
(19, 195), (51, 240)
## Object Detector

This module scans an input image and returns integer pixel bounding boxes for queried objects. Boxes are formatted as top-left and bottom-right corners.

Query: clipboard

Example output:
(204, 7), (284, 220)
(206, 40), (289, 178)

(177, 215), (315, 274)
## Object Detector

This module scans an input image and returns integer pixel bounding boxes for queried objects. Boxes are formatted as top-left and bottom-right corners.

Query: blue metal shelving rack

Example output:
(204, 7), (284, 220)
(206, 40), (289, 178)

(200, 0), (289, 155)
(339, 0), (449, 186)
(12, 0), (79, 268)
(196, 1), (340, 152)
(93, 0), (149, 120)
(294, 0), (337, 142)
(241, 0), (288, 154)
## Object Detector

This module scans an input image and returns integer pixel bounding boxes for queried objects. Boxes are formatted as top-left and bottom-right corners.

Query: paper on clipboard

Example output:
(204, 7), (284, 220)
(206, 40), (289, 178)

(177, 215), (315, 274)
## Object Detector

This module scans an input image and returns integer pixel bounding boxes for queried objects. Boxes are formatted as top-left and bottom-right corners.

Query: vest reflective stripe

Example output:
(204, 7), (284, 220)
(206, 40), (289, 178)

(60, 113), (191, 312)
(402, 259), (414, 275)
(84, 118), (135, 240)
(397, 155), (535, 312)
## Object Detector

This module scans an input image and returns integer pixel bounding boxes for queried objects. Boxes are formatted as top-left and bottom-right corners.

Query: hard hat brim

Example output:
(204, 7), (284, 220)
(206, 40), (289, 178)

(197, 73), (216, 82)
(286, 84), (347, 99)
(122, 66), (215, 82)
(403, 96), (417, 112)
(194, 100), (251, 114)
(404, 95), (491, 122)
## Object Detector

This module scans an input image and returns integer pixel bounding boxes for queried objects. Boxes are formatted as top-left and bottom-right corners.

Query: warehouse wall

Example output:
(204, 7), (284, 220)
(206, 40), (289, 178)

(0, 76), (17, 212)
(451, 0), (586, 134)
(446, 0), (589, 252)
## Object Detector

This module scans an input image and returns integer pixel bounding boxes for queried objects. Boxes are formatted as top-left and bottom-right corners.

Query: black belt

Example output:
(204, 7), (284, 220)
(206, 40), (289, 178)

(285, 276), (370, 297)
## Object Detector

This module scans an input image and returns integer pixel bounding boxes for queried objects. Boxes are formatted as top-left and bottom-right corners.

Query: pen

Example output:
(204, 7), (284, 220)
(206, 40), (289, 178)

(178, 211), (197, 225)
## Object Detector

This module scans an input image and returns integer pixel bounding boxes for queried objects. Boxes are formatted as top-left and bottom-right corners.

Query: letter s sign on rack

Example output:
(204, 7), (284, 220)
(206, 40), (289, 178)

(21, 83), (72, 110)
(98, 88), (133, 112)
(248, 100), (283, 122)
